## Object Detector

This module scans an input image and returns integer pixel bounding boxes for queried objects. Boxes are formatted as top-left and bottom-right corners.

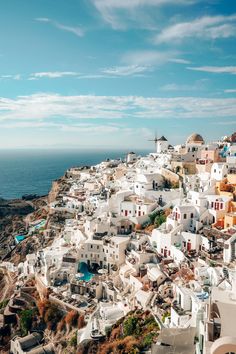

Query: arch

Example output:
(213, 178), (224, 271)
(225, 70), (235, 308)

(210, 337), (236, 354)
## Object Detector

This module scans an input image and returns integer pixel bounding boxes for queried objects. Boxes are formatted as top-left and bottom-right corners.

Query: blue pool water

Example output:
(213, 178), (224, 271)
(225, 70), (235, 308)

(79, 262), (94, 282)
(15, 235), (26, 243)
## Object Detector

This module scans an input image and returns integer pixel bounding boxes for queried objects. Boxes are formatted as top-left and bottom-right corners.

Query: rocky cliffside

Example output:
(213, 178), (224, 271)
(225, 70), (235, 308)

(0, 199), (34, 218)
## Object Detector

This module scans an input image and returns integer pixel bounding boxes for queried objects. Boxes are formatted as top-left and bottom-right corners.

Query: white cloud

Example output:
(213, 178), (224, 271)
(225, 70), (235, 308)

(188, 66), (236, 75)
(0, 74), (21, 80)
(0, 93), (235, 124)
(91, 0), (196, 29)
(30, 71), (79, 79)
(161, 83), (191, 91)
(168, 58), (191, 64)
(161, 79), (207, 91)
(224, 89), (236, 93)
(122, 50), (177, 66)
(154, 14), (236, 43)
(35, 18), (84, 37)
(102, 65), (150, 76)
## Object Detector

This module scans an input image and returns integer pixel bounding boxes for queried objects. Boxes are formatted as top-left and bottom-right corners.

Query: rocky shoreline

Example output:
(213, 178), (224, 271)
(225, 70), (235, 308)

(0, 196), (48, 262)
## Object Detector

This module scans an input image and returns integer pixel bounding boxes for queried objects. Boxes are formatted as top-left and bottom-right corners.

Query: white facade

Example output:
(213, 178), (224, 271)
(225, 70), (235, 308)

(211, 163), (228, 181)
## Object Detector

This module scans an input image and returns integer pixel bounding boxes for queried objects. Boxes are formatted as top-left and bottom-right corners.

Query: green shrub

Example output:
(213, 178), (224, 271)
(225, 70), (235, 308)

(142, 333), (155, 348)
(123, 317), (138, 337)
(20, 309), (34, 336)
(70, 333), (77, 348)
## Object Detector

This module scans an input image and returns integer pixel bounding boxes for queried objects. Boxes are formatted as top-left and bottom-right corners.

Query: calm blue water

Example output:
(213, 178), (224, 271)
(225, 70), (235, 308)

(79, 262), (94, 282)
(0, 149), (149, 200)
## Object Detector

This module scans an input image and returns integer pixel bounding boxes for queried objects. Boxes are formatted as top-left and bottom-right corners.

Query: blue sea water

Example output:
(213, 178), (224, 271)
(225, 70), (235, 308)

(0, 149), (149, 200)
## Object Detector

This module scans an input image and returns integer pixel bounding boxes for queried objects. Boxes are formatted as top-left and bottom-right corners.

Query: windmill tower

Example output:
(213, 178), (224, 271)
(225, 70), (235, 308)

(149, 132), (168, 153)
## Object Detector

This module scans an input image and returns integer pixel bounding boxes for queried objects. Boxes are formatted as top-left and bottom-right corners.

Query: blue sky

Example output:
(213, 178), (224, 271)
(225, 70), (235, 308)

(0, 0), (236, 149)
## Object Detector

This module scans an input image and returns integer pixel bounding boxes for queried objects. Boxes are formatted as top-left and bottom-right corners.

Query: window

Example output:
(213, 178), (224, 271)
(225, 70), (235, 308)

(91, 245), (93, 249)
(190, 213), (194, 218)
(129, 210), (131, 213)
(97, 245), (99, 250)
(81, 254), (83, 257)
(220, 203), (223, 209)
(183, 214), (187, 219)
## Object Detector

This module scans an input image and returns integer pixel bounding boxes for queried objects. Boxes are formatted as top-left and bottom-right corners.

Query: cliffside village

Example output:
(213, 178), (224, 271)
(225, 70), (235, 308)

(1, 132), (236, 354)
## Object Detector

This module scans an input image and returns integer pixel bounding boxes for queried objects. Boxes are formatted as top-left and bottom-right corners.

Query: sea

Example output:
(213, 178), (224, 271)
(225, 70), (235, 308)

(0, 149), (150, 200)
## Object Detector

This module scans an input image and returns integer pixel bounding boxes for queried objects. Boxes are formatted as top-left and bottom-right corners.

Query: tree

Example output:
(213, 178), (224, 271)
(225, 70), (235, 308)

(20, 309), (34, 336)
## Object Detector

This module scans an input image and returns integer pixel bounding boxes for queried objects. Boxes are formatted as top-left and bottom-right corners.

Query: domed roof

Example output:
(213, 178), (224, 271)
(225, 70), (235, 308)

(186, 133), (205, 145)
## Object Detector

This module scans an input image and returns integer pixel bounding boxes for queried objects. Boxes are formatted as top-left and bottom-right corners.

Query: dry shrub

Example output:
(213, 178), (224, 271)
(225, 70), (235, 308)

(65, 310), (79, 328)
(100, 336), (139, 354)
(57, 318), (66, 332)
(110, 326), (121, 340)
(37, 299), (50, 318)
(164, 208), (172, 217)
(78, 314), (86, 329)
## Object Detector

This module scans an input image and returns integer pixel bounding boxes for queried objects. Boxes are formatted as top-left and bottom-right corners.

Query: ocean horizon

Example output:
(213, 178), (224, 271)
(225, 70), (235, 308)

(0, 148), (150, 200)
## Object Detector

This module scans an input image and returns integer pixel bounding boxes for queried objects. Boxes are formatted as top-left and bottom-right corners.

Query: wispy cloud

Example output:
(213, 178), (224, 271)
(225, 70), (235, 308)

(0, 93), (235, 124)
(214, 120), (236, 125)
(169, 58), (191, 64)
(0, 74), (21, 80)
(91, 0), (196, 29)
(187, 66), (236, 75)
(29, 71), (79, 79)
(161, 79), (207, 91)
(102, 65), (150, 76)
(120, 50), (190, 73)
(154, 14), (236, 43)
(224, 89), (236, 93)
(122, 50), (177, 66)
(35, 18), (84, 37)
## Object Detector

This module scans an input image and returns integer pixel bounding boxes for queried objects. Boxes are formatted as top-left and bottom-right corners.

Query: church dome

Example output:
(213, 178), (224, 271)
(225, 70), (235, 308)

(186, 133), (204, 145)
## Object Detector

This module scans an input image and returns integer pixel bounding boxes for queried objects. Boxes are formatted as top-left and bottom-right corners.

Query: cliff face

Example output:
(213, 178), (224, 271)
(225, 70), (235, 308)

(48, 180), (62, 203)
(0, 197), (48, 262)
(0, 199), (34, 217)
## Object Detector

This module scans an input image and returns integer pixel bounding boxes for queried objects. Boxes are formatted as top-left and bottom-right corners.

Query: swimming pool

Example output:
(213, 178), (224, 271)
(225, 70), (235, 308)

(78, 262), (94, 282)
(15, 235), (25, 243)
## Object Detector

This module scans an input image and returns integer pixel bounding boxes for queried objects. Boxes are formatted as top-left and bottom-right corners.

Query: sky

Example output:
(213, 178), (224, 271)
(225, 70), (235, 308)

(0, 0), (236, 150)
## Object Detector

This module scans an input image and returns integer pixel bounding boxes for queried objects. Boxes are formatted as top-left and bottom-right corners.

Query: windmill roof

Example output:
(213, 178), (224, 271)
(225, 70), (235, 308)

(157, 136), (168, 141)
